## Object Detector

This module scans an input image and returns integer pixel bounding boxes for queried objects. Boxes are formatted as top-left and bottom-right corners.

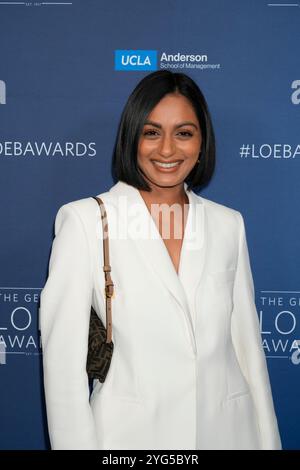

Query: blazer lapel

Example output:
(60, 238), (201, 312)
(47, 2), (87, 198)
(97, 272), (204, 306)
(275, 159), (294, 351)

(108, 180), (206, 355)
(177, 189), (206, 344)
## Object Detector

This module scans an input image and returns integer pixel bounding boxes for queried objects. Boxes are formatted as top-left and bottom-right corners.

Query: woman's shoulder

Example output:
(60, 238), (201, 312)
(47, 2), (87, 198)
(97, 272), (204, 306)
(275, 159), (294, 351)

(196, 193), (241, 218)
(54, 189), (112, 235)
(195, 193), (244, 233)
(59, 189), (111, 214)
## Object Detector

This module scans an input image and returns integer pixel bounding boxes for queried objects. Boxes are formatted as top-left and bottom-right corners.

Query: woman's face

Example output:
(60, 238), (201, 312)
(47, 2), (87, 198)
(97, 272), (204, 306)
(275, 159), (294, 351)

(137, 93), (202, 189)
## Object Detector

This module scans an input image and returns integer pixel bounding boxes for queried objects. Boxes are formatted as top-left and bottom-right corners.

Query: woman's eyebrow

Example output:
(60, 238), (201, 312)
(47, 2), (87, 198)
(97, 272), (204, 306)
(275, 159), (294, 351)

(144, 120), (198, 130)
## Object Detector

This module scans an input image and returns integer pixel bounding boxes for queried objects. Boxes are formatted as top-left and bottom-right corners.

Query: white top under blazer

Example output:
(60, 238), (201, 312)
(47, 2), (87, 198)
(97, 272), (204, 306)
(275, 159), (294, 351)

(39, 180), (282, 450)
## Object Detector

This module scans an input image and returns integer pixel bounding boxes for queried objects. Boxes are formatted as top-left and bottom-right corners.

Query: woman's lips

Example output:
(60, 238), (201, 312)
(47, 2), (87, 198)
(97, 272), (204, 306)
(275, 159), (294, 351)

(151, 160), (183, 172)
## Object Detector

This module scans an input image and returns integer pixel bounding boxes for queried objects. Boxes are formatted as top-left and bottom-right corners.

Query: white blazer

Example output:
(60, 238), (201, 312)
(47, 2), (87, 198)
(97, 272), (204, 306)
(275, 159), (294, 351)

(40, 180), (282, 450)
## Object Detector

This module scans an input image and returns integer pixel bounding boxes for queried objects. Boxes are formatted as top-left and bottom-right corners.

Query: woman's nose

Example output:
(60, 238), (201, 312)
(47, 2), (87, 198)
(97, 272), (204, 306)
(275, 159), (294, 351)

(158, 134), (175, 157)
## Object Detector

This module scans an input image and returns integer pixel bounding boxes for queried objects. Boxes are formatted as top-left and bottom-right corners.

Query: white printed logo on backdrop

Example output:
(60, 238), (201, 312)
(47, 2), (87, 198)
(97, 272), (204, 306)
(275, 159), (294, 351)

(259, 290), (300, 365)
(239, 80), (300, 158)
(291, 80), (300, 105)
(0, 80), (6, 105)
(0, 287), (42, 366)
(0, 2), (73, 8)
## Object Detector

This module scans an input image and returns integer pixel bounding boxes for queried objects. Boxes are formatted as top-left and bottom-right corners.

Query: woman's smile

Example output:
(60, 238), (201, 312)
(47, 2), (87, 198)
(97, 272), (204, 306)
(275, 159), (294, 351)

(151, 159), (183, 171)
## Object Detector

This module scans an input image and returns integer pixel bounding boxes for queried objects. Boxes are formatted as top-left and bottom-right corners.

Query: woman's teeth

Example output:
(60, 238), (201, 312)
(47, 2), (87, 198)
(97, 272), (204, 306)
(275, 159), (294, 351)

(153, 161), (181, 168)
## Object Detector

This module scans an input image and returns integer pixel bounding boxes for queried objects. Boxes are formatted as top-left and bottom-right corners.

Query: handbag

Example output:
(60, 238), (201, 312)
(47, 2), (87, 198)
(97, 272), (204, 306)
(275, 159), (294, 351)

(86, 196), (114, 383)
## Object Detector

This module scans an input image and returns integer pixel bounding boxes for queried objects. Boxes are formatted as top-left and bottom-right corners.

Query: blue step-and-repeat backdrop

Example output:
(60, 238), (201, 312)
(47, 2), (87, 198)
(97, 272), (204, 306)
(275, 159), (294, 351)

(0, 0), (299, 450)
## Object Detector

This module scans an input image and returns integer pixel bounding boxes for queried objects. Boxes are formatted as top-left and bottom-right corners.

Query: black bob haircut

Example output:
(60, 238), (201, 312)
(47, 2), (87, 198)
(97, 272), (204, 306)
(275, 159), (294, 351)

(112, 70), (215, 192)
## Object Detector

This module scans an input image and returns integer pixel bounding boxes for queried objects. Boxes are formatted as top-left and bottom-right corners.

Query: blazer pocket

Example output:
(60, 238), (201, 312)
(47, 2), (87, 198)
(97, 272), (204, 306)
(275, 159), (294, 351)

(207, 269), (236, 287)
(109, 349), (143, 405)
(227, 389), (250, 402)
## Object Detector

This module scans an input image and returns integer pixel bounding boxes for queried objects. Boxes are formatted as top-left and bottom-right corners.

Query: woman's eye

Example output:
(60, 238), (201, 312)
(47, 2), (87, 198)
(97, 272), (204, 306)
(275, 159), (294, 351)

(143, 130), (193, 137)
(143, 130), (158, 136)
(178, 131), (193, 137)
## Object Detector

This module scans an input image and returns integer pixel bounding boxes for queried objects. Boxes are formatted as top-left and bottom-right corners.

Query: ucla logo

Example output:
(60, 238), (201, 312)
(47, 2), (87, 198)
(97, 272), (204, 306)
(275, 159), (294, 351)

(115, 50), (157, 71)
(0, 80), (6, 104)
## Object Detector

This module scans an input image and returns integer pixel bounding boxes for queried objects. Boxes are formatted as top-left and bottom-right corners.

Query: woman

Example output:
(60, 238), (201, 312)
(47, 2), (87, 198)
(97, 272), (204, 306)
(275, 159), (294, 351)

(40, 70), (282, 450)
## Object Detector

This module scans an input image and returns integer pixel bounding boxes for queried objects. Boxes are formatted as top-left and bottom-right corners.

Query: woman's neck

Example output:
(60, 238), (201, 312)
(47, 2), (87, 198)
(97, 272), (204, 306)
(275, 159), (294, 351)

(139, 183), (188, 207)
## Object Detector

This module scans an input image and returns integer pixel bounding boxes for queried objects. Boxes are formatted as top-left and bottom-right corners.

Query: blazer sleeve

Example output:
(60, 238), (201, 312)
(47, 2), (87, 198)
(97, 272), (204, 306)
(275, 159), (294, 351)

(231, 212), (282, 450)
(39, 203), (99, 450)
